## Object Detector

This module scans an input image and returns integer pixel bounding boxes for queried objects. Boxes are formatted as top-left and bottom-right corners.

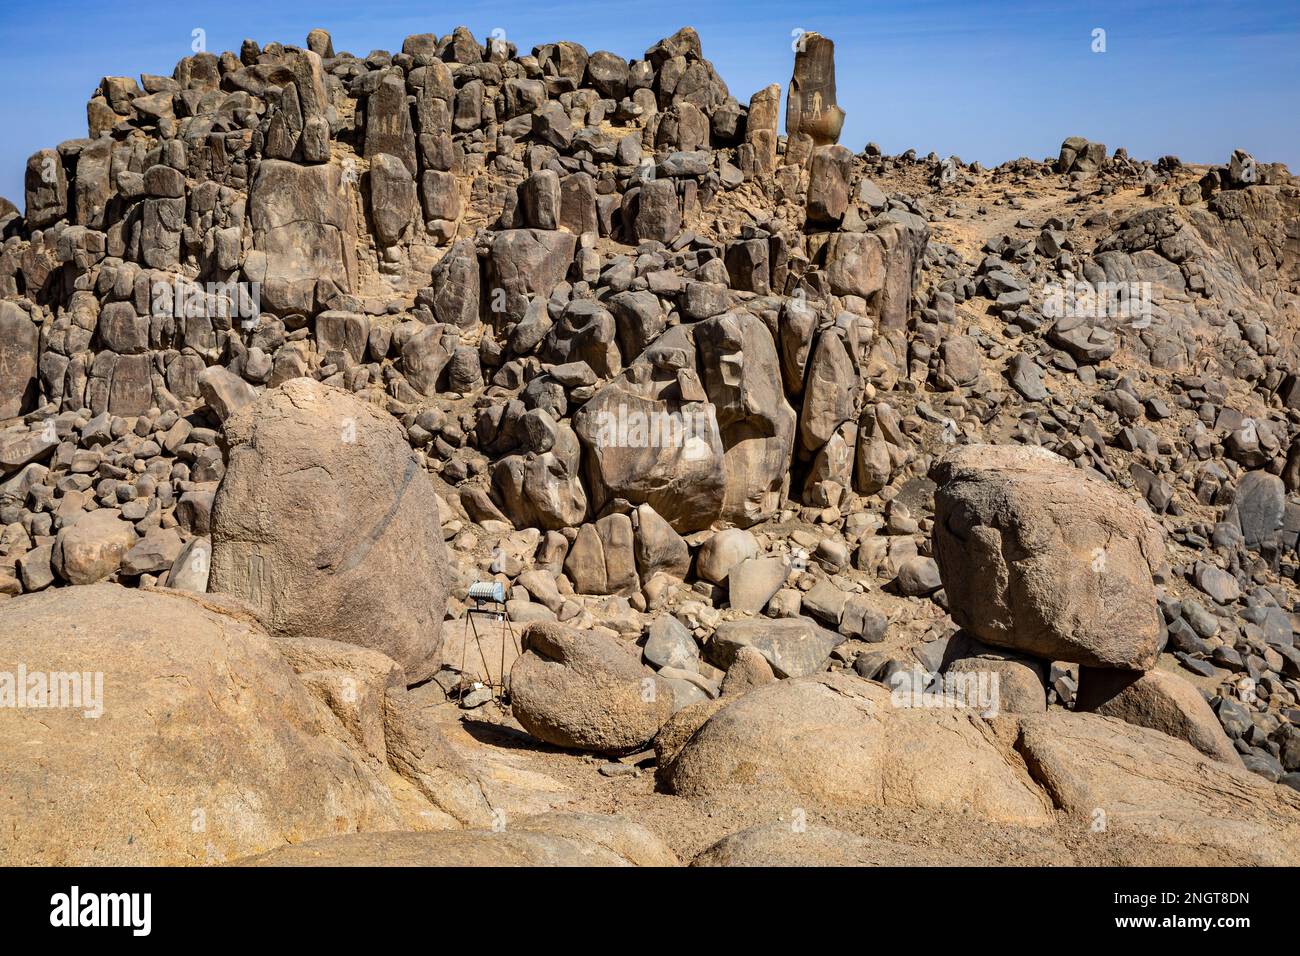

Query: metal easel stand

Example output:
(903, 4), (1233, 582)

(457, 581), (521, 703)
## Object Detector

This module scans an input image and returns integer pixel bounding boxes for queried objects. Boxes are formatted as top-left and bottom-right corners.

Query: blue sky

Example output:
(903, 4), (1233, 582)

(1, 0), (1297, 206)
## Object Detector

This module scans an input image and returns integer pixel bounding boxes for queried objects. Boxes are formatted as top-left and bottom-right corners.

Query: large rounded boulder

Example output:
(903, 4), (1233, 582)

(209, 378), (448, 683)
(930, 444), (1166, 669)
(662, 672), (1054, 826)
(510, 622), (674, 754)
(0, 584), (411, 865)
(52, 510), (138, 585)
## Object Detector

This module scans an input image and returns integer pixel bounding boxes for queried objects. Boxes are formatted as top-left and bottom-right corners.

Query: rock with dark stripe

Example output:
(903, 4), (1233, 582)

(209, 378), (448, 683)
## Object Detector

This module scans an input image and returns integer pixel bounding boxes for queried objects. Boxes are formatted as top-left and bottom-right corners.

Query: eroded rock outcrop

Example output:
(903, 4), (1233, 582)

(2, 20), (1299, 868)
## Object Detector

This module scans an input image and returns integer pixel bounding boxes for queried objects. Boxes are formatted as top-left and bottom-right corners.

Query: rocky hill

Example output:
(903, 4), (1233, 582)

(1, 25), (1299, 866)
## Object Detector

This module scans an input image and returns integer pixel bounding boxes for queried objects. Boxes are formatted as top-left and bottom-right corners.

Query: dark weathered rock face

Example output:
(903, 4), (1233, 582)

(0, 301), (38, 418)
(0, 26), (918, 565)
(246, 159), (359, 314)
(786, 32), (844, 147)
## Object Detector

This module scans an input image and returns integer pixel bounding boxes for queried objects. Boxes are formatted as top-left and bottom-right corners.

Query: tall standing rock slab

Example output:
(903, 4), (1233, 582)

(209, 379), (449, 683)
(874, 210), (931, 333)
(1233, 470), (1285, 551)
(263, 49), (331, 164)
(368, 153), (418, 247)
(571, 325), (726, 533)
(931, 444), (1167, 669)
(107, 354), (153, 417)
(484, 229), (576, 323)
(573, 384), (726, 534)
(805, 145), (854, 228)
(695, 311), (797, 525)
(799, 326), (857, 454)
(24, 148), (68, 229)
(364, 70), (418, 176)
(306, 28), (335, 58)
(786, 32), (844, 147)
(743, 84), (780, 178)
(425, 240), (481, 330)
(0, 301), (39, 419)
(73, 137), (114, 230)
(633, 179), (681, 244)
(245, 160), (358, 315)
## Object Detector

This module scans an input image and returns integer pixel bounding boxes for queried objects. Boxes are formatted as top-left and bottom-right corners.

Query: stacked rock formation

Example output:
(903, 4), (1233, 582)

(1, 23), (1300, 868)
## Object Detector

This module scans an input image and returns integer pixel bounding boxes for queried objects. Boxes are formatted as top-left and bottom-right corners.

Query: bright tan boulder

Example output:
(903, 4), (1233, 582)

(652, 696), (729, 766)
(941, 630), (1048, 715)
(1016, 711), (1300, 865)
(511, 811), (678, 866)
(663, 672), (1054, 826)
(0, 585), (415, 865)
(239, 829), (622, 866)
(209, 379), (449, 683)
(236, 811), (677, 866)
(1075, 666), (1244, 766)
(705, 616), (842, 679)
(52, 510), (138, 585)
(719, 644), (777, 696)
(695, 527), (758, 584)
